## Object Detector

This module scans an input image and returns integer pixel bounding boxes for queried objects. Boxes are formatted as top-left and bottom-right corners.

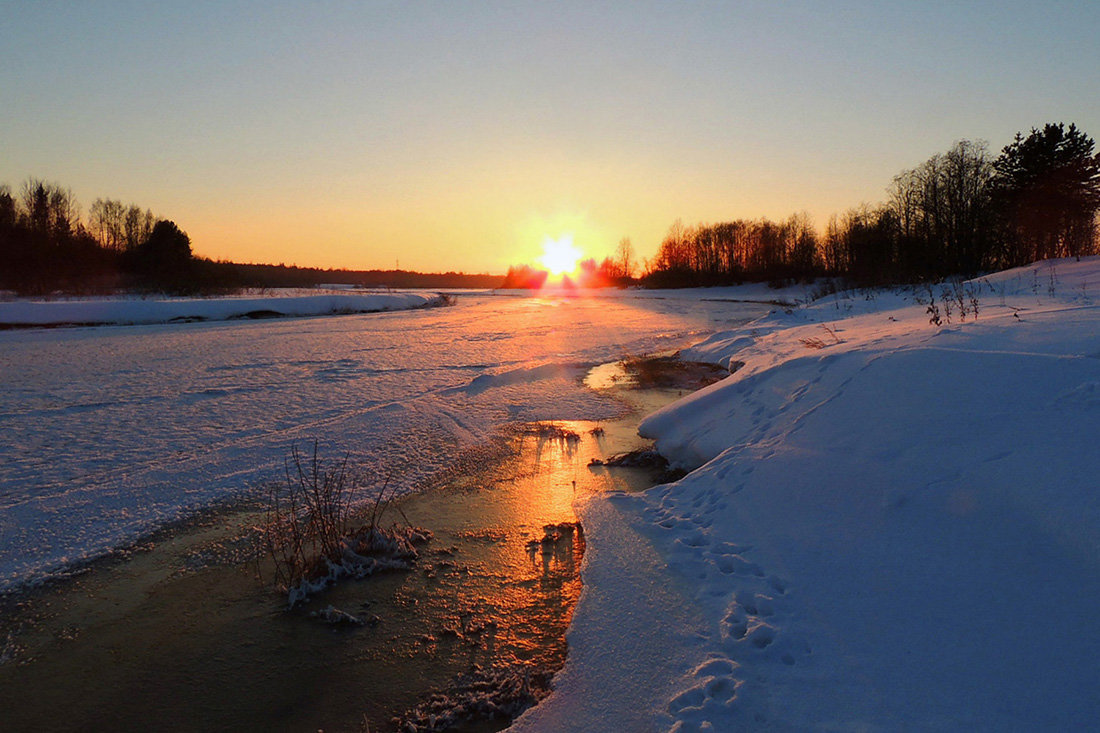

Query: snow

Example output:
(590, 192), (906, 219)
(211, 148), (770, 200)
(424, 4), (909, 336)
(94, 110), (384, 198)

(512, 257), (1100, 731)
(7, 263), (1098, 728)
(0, 289), (443, 327)
(0, 292), (767, 593)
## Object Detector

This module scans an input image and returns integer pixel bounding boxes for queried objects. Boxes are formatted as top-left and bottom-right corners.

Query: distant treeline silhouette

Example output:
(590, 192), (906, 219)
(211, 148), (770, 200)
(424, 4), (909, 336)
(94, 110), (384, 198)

(220, 263), (501, 290)
(501, 237), (637, 288)
(642, 122), (1100, 287)
(0, 181), (500, 295)
(5, 122), (1097, 295)
(501, 245), (636, 289)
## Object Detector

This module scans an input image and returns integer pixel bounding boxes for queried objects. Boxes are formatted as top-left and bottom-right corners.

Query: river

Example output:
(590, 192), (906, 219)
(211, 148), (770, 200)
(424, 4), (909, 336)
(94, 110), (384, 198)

(0, 292), (766, 593)
(1, 291), (770, 730)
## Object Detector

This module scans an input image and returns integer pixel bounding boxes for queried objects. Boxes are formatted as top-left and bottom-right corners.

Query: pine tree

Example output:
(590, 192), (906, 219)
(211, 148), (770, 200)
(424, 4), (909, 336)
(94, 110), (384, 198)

(992, 123), (1100, 262)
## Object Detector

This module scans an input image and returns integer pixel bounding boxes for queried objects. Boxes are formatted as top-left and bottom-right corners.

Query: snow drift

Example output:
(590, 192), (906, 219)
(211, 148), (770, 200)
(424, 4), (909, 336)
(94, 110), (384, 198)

(514, 257), (1100, 731)
(0, 290), (444, 327)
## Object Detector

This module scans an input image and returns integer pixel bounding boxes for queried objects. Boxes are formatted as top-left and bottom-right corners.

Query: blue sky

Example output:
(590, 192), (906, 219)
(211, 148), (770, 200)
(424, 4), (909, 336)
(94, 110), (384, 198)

(3, 1), (1098, 271)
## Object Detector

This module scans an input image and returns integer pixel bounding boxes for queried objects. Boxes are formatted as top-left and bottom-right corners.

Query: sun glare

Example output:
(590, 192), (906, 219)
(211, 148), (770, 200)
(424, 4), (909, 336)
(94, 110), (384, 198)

(539, 235), (583, 275)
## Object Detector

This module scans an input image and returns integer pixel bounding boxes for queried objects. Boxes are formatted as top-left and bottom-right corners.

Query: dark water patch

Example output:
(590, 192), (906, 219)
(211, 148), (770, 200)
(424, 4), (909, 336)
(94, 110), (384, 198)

(622, 355), (731, 389)
(589, 448), (687, 484)
(0, 413), (660, 732)
(0, 320), (114, 330)
(585, 354), (731, 391)
(231, 309), (286, 319)
(0, 356), (712, 731)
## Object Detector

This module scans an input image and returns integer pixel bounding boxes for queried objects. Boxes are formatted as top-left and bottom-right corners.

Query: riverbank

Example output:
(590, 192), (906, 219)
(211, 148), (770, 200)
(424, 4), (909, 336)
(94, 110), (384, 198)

(0, 289), (450, 328)
(0, 357), (724, 731)
(0, 295), (769, 595)
(512, 257), (1100, 731)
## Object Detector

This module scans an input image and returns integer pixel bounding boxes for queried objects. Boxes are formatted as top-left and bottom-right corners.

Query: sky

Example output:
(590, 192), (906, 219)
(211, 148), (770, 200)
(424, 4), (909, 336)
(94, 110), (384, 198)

(3, 1), (1099, 274)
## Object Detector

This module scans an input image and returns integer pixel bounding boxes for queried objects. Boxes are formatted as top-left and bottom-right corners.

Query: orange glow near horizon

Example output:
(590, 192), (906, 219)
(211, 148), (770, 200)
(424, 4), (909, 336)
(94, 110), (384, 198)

(539, 234), (583, 276)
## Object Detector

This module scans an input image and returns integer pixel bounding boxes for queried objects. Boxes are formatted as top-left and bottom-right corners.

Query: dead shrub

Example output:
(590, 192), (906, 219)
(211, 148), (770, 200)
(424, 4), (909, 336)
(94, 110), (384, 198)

(260, 443), (430, 607)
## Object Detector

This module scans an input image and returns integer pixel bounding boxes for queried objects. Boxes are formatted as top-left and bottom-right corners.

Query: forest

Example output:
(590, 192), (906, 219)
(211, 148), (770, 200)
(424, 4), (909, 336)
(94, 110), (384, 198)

(3, 123), (1097, 295)
(0, 182), (498, 295)
(642, 123), (1100, 287)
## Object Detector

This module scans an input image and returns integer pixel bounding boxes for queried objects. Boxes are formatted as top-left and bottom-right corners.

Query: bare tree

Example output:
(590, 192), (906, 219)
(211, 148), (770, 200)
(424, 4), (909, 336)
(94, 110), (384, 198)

(886, 140), (995, 275)
(615, 237), (636, 279)
(20, 178), (80, 238)
(89, 198), (127, 251)
(0, 185), (14, 232)
(122, 204), (155, 251)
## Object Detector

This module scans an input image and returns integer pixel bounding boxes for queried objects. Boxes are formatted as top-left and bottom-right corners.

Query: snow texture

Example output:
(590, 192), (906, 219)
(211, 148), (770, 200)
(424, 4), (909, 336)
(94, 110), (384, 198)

(512, 258), (1100, 731)
(0, 289), (443, 327)
(0, 292), (766, 593)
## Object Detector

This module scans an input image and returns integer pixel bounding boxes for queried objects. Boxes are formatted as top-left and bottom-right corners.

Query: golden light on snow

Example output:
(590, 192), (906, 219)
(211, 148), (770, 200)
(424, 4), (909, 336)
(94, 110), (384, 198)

(538, 235), (583, 275)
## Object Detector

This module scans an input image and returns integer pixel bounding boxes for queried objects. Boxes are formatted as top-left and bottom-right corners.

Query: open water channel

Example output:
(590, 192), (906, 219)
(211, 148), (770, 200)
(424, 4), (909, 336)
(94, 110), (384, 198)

(0, 293), (767, 730)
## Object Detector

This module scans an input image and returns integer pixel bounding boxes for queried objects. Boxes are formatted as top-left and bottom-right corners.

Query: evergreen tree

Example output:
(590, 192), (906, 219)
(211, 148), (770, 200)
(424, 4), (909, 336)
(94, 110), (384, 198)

(127, 219), (195, 292)
(992, 123), (1100, 262)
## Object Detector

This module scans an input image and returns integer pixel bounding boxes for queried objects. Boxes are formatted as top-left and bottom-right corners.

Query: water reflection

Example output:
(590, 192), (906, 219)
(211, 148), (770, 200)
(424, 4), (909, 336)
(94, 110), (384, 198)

(583, 361), (634, 390)
(0, 419), (666, 733)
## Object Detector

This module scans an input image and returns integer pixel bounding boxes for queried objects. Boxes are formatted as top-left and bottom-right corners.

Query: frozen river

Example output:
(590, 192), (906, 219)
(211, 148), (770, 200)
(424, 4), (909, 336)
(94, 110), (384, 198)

(0, 292), (767, 592)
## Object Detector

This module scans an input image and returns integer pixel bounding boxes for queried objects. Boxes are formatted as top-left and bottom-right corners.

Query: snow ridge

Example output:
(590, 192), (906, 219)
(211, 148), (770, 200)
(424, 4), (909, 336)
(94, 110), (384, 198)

(0, 290), (443, 327)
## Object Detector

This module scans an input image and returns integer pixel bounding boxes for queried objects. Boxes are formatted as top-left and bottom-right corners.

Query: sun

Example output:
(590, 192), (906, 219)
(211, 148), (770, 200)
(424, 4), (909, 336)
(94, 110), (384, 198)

(539, 235), (583, 275)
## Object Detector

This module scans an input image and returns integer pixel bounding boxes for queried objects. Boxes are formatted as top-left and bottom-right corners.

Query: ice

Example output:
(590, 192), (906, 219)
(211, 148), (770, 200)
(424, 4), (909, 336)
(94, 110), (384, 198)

(0, 289), (445, 327)
(13, 262), (1096, 729)
(0, 292), (767, 593)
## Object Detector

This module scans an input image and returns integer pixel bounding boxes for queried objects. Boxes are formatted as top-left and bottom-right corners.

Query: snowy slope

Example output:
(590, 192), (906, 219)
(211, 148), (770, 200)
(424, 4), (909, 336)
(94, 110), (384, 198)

(514, 257), (1100, 731)
(0, 289), (442, 327)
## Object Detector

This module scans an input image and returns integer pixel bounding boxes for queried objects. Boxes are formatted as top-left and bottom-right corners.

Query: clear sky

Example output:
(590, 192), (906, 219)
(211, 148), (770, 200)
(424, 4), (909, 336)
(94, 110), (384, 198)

(3, 1), (1099, 273)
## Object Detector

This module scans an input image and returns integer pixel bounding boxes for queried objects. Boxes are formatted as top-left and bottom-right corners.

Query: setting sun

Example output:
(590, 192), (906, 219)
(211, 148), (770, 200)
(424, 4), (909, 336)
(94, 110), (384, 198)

(539, 235), (583, 275)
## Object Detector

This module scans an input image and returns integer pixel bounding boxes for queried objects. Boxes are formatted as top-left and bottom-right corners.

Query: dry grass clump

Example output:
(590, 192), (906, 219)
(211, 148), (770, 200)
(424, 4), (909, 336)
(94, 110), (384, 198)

(621, 355), (730, 389)
(261, 443), (431, 607)
(394, 664), (553, 732)
(799, 323), (843, 349)
(524, 422), (581, 442)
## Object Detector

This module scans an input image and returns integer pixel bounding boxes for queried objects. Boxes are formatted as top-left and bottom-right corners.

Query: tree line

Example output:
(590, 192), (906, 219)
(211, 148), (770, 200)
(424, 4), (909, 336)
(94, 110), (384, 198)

(6, 122), (1096, 295)
(642, 122), (1100, 287)
(0, 179), (213, 294)
(0, 180), (501, 295)
(501, 237), (637, 288)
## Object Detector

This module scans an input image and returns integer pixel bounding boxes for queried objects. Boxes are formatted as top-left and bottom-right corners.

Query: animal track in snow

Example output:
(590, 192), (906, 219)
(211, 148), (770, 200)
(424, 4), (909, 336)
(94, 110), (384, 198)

(666, 657), (745, 733)
(667, 686), (705, 714)
(1055, 380), (1100, 407)
(745, 622), (776, 649)
(683, 531), (709, 547)
(709, 553), (762, 577)
(693, 657), (737, 677)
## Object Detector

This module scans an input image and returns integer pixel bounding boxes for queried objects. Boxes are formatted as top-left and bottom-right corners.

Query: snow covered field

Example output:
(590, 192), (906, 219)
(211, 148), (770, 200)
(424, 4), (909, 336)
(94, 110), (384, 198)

(513, 258), (1100, 731)
(0, 289), (445, 327)
(0, 292), (766, 593)
(7, 264), (1096, 729)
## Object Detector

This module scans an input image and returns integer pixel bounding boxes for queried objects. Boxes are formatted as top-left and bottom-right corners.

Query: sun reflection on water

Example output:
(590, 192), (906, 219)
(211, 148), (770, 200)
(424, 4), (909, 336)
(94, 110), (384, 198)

(0, 415), (660, 733)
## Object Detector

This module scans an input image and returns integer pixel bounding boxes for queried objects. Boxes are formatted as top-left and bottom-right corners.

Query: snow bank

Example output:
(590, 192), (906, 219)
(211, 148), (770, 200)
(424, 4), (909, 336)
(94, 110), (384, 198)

(0, 294), (769, 593)
(517, 257), (1100, 731)
(0, 290), (443, 327)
